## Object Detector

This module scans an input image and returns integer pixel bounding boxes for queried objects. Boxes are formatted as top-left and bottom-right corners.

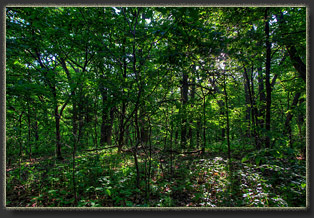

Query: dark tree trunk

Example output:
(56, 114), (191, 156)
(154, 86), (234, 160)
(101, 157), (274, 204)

(223, 72), (231, 165)
(257, 66), (266, 148)
(140, 108), (148, 144)
(243, 71), (251, 137)
(210, 77), (225, 141)
(286, 46), (306, 83)
(55, 106), (63, 160)
(34, 120), (39, 142)
(60, 57), (78, 143)
(77, 93), (84, 143)
(100, 92), (114, 146)
(27, 101), (32, 161)
(181, 72), (188, 149)
(244, 66), (259, 149)
(251, 66), (260, 149)
(51, 77), (63, 160)
(188, 74), (196, 147)
(257, 67), (265, 126)
(118, 104), (125, 153)
(18, 112), (24, 180)
(196, 120), (200, 149)
(202, 95), (206, 153)
(100, 96), (107, 146)
(251, 66), (259, 132)
(118, 37), (128, 153)
(107, 107), (114, 144)
(72, 101), (78, 140)
(275, 12), (306, 83)
(265, 8), (272, 148)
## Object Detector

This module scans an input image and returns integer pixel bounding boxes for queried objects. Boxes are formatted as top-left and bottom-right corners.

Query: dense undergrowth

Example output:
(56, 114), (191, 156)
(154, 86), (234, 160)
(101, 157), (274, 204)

(6, 144), (306, 207)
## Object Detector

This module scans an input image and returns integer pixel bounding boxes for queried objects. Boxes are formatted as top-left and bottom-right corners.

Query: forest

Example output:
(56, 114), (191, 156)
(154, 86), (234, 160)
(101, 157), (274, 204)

(6, 7), (307, 207)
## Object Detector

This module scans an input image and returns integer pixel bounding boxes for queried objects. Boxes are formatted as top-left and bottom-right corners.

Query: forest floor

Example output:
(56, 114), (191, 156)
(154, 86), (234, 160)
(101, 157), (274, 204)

(6, 147), (306, 207)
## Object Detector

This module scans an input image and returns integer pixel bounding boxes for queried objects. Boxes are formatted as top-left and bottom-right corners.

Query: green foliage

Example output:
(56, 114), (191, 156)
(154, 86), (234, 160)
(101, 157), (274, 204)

(6, 6), (306, 207)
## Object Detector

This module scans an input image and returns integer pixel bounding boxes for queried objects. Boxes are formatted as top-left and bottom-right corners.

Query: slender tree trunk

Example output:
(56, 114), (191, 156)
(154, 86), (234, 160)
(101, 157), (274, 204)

(27, 101), (32, 161)
(244, 66), (259, 149)
(94, 97), (98, 149)
(18, 112), (23, 180)
(181, 72), (188, 149)
(100, 90), (115, 146)
(118, 105), (125, 153)
(188, 74), (196, 147)
(73, 101), (78, 140)
(265, 8), (272, 148)
(175, 130), (178, 150)
(223, 72), (231, 165)
(34, 119), (39, 151)
(55, 106), (63, 160)
(257, 66), (265, 147)
(146, 117), (153, 200)
(100, 92), (108, 146)
(72, 128), (78, 205)
(196, 120), (200, 149)
(134, 110), (141, 189)
(170, 121), (174, 178)
(243, 71), (251, 137)
(77, 93), (84, 143)
(140, 107), (148, 144)
(251, 65), (259, 137)
(108, 107), (114, 144)
(118, 37), (128, 153)
(202, 95), (206, 154)
(210, 77), (225, 141)
(251, 66), (260, 149)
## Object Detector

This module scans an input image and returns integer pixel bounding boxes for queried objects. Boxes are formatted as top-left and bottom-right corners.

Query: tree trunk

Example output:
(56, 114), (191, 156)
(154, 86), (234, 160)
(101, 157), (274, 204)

(140, 108), (148, 144)
(72, 101), (78, 141)
(60, 57), (78, 144)
(55, 106), (63, 160)
(100, 91), (114, 146)
(134, 109), (141, 189)
(118, 36), (128, 153)
(188, 74), (196, 147)
(286, 46), (306, 83)
(265, 8), (272, 148)
(257, 66), (265, 146)
(223, 72), (231, 166)
(210, 77), (225, 141)
(202, 95), (206, 153)
(196, 120), (200, 149)
(34, 120), (39, 141)
(77, 92), (84, 143)
(27, 101), (32, 161)
(243, 71), (251, 137)
(181, 71), (188, 149)
(276, 12), (306, 83)
(244, 66), (259, 149)
(18, 112), (23, 180)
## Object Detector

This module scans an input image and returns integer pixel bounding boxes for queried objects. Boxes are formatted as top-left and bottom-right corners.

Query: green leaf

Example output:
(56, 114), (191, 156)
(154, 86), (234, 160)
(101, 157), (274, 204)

(48, 190), (57, 194)
(106, 189), (111, 196)
(95, 187), (103, 191)
(241, 156), (249, 163)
